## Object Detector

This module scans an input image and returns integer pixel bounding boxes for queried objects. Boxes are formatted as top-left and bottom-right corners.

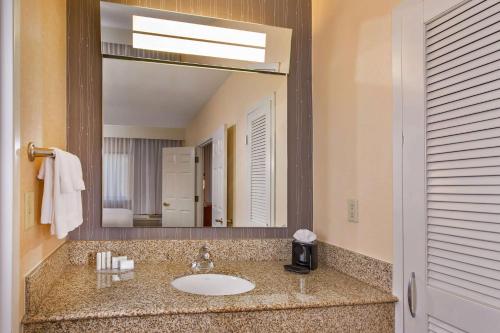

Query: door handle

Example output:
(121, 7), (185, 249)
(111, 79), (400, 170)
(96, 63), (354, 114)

(215, 218), (223, 223)
(408, 272), (416, 318)
(163, 202), (170, 207)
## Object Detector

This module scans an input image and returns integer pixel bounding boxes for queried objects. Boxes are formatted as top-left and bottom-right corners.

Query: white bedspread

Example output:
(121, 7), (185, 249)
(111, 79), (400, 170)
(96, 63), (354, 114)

(102, 208), (133, 227)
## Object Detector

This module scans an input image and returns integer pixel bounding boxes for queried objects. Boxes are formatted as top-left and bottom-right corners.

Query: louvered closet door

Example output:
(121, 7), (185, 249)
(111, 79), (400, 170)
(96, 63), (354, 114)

(247, 97), (274, 227)
(400, 0), (500, 332)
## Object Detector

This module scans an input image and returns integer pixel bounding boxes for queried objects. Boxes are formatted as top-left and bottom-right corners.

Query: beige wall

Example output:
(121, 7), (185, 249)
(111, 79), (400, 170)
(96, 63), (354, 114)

(185, 72), (287, 228)
(312, 0), (398, 263)
(103, 125), (185, 141)
(19, 0), (67, 321)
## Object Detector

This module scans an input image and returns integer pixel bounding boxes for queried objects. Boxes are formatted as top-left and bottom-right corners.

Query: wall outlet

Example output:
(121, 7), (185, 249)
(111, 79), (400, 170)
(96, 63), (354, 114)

(347, 199), (359, 223)
(24, 191), (35, 230)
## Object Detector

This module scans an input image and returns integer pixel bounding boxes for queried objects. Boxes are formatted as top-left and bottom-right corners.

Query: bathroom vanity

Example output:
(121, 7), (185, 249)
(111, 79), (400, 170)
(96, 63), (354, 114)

(22, 240), (396, 333)
(22, 3), (396, 332)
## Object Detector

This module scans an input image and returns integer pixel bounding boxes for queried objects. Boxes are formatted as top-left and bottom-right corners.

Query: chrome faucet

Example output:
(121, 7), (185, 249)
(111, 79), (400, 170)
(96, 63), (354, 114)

(191, 244), (214, 273)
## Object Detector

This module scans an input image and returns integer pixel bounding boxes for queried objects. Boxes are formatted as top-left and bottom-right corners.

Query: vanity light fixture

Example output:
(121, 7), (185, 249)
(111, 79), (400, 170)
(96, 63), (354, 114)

(132, 16), (266, 62)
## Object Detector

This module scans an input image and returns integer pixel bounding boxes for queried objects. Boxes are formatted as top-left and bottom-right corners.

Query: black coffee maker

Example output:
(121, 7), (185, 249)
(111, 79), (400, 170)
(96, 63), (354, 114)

(284, 240), (318, 274)
(293, 240), (318, 270)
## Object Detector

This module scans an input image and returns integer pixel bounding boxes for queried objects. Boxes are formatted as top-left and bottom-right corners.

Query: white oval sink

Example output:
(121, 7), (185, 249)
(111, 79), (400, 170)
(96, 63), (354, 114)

(171, 274), (255, 296)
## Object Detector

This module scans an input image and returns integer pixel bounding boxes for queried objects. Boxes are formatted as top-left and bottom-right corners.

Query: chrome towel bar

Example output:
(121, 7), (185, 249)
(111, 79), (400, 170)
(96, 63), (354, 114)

(27, 142), (55, 161)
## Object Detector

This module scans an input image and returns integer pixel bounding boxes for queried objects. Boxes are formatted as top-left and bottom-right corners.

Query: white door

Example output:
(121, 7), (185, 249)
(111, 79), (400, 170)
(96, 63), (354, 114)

(211, 126), (227, 227)
(162, 147), (195, 227)
(397, 0), (500, 332)
(247, 97), (274, 227)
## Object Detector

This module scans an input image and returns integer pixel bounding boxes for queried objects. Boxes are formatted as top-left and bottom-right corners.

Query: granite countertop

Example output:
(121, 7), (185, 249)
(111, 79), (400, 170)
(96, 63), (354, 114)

(23, 261), (397, 324)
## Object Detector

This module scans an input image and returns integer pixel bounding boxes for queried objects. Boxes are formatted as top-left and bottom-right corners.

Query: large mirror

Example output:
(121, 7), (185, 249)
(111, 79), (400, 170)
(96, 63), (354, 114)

(100, 3), (290, 228)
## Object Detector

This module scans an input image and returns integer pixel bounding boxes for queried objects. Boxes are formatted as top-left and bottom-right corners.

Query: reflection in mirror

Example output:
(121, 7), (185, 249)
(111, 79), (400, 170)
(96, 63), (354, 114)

(100, 2), (292, 74)
(102, 59), (287, 228)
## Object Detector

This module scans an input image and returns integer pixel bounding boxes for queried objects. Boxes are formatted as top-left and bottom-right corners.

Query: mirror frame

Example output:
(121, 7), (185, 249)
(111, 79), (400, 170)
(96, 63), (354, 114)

(66, 0), (313, 240)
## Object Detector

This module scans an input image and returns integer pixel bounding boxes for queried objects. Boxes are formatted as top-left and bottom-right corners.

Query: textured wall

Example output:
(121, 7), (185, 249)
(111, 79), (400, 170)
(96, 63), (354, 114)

(67, 0), (312, 240)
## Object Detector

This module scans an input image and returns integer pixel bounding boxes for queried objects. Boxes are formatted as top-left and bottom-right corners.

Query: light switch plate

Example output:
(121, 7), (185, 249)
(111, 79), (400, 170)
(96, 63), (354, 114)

(347, 199), (359, 223)
(24, 191), (35, 230)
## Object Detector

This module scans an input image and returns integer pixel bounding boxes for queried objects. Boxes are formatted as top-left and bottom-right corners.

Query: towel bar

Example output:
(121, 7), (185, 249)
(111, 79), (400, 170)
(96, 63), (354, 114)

(27, 142), (55, 161)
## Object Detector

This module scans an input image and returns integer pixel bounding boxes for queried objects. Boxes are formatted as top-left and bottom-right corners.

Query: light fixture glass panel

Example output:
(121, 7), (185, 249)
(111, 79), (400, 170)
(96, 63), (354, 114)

(133, 33), (266, 63)
(133, 15), (266, 48)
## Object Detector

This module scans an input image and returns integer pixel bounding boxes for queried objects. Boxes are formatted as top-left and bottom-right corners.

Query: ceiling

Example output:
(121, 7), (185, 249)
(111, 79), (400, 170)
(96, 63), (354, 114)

(103, 58), (230, 128)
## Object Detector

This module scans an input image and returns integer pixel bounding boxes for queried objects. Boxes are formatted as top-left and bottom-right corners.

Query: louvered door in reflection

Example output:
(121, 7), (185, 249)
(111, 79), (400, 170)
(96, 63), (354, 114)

(247, 97), (273, 227)
(425, 0), (500, 311)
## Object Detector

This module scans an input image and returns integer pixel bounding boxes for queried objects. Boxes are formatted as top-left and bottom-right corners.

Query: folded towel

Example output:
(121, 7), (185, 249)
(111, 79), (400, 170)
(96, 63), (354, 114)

(37, 149), (85, 239)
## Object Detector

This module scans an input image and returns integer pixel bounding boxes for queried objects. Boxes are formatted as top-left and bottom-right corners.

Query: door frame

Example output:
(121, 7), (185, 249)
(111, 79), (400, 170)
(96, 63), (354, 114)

(1, 0), (20, 331)
(195, 145), (204, 227)
(392, 2), (406, 331)
(392, 1), (476, 332)
(196, 138), (213, 227)
(210, 125), (227, 227)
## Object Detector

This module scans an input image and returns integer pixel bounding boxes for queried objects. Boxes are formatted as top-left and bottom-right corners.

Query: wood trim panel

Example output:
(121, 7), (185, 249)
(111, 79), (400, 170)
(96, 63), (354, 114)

(67, 0), (312, 240)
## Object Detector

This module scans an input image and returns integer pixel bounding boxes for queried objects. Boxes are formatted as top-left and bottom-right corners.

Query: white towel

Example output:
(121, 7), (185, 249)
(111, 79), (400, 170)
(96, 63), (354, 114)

(38, 157), (55, 226)
(37, 149), (85, 239)
(55, 148), (85, 193)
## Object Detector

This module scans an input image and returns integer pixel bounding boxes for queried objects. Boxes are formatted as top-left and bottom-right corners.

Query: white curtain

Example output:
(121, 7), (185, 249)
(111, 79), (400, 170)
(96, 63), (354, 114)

(103, 137), (182, 214)
(103, 137), (134, 210)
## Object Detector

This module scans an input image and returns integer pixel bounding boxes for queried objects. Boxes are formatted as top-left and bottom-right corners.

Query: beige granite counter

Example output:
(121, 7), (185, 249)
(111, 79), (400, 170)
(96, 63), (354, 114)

(23, 240), (397, 332)
(24, 261), (395, 326)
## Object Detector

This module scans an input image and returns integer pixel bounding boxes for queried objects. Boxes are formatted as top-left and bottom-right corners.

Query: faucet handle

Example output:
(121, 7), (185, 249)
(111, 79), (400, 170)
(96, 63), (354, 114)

(199, 244), (210, 260)
(192, 244), (214, 273)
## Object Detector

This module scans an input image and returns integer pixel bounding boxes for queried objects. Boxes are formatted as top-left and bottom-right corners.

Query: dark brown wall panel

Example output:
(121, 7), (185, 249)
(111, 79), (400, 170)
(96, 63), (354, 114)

(67, 0), (312, 240)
